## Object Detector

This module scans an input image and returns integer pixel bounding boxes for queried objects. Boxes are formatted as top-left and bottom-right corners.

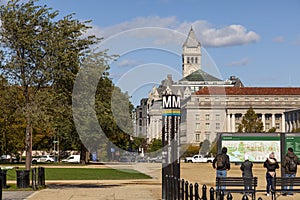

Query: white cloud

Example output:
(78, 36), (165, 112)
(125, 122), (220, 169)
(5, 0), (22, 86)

(273, 36), (285, 43)
(87, 16), (260, 48)
(227, 57), (250, 67)
(116, 59), (141, 67)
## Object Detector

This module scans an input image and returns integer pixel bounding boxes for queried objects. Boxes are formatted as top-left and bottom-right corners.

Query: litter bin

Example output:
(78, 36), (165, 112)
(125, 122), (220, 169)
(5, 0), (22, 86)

(16, 170), (30, 188)
(0, 169), (7, 188)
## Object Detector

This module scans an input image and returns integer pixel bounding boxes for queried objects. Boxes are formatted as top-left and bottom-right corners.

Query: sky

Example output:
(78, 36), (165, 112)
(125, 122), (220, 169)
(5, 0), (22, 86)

(3, 0), (300, 106)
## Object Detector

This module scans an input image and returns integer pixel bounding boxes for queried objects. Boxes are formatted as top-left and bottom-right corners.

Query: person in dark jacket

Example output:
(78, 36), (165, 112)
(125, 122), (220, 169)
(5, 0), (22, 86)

(212, 147), (230, 190)
(263, 152), (279, 196)
(282, 147), (300, 196)
(240, 154), (253, 191)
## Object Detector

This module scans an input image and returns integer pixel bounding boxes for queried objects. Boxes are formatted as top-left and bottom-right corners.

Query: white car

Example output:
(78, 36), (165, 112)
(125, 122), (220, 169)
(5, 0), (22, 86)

(32, 155), (55, 163)
(61, 155), (80, 163)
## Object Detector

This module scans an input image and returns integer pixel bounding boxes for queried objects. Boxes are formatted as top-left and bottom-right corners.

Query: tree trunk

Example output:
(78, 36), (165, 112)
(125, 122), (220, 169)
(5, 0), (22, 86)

(25, 122), (32, 170)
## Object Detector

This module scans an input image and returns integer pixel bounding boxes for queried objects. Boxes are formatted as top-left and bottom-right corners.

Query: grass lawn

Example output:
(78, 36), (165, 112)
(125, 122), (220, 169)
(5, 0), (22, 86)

(5, 167), (151, 180)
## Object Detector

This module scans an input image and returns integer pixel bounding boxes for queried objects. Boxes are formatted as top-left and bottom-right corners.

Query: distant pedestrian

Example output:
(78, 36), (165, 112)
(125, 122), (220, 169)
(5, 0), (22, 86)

(240, 154), (253, 192)
(282, 147), (300, 196)
(213, 147), (230, 190)
(263, 152), (279, 196)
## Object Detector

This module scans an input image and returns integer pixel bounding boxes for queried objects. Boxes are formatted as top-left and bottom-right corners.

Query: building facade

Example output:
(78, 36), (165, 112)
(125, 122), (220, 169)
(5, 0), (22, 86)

(135, 28), (300, 146)
(285, 108), (300, 132)
(181, 87), (300, 145)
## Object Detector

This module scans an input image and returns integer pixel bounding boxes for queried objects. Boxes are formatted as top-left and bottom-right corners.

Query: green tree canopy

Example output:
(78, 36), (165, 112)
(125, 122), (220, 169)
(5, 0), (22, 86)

(237, 106), (264, 133)
(0, 0), (100, 168)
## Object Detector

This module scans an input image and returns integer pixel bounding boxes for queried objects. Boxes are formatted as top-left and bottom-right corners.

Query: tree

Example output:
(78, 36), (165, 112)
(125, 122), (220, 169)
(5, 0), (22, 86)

(199, 139), (210, 155)
(0, 0), (100, 169)
(237, 106), (264, 133)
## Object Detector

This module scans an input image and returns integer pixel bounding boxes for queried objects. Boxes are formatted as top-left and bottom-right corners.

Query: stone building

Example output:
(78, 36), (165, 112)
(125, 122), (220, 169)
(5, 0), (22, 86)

(181, 87), (300, 145)
(285, 108), (300, 132)
(135, 27), (300, 146)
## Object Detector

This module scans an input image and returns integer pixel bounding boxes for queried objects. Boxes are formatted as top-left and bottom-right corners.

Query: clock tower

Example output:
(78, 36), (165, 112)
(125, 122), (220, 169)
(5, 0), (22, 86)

(182, 27), (201, 77)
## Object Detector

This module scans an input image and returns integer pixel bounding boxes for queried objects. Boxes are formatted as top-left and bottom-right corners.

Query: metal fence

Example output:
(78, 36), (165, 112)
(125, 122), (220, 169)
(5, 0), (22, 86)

(164, 175), (263, 200)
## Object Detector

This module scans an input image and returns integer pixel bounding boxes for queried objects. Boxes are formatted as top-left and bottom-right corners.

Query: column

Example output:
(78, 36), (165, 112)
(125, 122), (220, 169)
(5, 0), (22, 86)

(281, 113), (285, 132)
(231, 114), (236, 132)
(262, 114), (266, 131)
(227, 114), (231, 132)
(272, 114), (275, 128)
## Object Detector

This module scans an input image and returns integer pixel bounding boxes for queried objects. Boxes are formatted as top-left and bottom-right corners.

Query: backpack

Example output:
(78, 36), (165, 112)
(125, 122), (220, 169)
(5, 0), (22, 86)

(216, 154), (226, 168)
(288, 157), (297, 172)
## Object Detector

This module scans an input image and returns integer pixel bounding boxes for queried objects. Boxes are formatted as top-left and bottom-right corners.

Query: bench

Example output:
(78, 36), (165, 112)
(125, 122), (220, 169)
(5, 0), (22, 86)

(216, 177), (258, 200)
(272, 177), (300, 200)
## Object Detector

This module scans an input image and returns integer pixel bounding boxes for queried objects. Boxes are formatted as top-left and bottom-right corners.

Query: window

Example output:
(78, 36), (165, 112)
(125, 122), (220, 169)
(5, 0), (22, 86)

(235, 114), (242, 121)
(275, 114), (281, 120)
(265, 123), (270, 130)
(205, 123), (210, 130)
(216, 114), (220, 121)
(187, 57), (190, 63)
(191, 57), (194, 63)
(216, 123), (220, 130)
(195, 134), (200, 142)
(205, 132), (210, 140)
(265, 114), (271, 121)
(196, 114), (200, 121)
(205, 114), (210, 120)
(275, 123), (280, 129)
(196, 123), (200, 130)
(195, 57), (198, 63)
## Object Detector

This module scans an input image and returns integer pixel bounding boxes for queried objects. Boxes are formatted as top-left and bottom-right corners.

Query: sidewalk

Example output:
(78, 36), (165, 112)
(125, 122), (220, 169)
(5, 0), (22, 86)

(23, 163), (162, 200)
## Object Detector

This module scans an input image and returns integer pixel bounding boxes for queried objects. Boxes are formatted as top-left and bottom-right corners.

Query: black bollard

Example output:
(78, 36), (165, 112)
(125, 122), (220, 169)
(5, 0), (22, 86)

(227, 192), (233, 200)
(242, 194), (249, 200)
(257, 198), (263, 200)
(194, 183), (199, 200)
(185, 181), (189, 200)
(209, 187), (215, 200)
(202, 184), (207, 200)
(219, 190), (224, 200)
(189, 183), (193, 200)
(181, 179), (185, 200)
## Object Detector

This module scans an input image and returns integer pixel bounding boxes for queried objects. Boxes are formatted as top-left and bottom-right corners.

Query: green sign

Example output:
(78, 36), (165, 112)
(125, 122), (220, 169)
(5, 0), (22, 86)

(285, 136), (300, 158)
(221, 135), (281, 162)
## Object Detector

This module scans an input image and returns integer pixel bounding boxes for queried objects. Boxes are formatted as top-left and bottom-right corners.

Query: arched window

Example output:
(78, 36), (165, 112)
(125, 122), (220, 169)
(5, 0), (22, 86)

(195, 57), (198, 63)
(191, 57), (194, 63)
(187, 57), (190, 63)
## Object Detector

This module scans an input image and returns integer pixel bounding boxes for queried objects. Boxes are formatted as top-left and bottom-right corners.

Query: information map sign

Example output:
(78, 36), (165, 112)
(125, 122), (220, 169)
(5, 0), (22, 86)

(220, 133), (300, 163)
(221, 135), (281, 162)
(285, 134), (300, 158)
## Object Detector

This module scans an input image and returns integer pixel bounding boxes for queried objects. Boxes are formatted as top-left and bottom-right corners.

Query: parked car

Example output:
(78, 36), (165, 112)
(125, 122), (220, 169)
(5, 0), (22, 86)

(185, 154), (215, 163)
(32, 155), (55, 163)
(149, 156), (162, 163)
(0, 154), (17, 163)
(61, 155), (80, 163)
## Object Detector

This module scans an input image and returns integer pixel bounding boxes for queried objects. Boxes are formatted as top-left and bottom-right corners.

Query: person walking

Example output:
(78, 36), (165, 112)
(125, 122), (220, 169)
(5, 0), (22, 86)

(213, 147), (230, 191)
(263, 152), (279, 196)
(282, 147), (300, 196)
(240, 154), (253, 192)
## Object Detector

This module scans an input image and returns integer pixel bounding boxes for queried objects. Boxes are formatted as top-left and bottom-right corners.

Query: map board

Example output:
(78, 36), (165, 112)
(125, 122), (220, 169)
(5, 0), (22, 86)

(221, 135), (281, 162)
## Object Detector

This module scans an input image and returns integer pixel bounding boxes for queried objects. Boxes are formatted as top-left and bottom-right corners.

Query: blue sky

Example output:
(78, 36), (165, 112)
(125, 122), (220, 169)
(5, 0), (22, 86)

(4, 0), (300, 105)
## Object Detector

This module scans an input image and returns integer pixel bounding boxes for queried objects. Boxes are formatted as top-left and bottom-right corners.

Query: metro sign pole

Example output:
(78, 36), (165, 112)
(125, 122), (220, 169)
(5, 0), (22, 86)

(162, 94), (181, 199)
